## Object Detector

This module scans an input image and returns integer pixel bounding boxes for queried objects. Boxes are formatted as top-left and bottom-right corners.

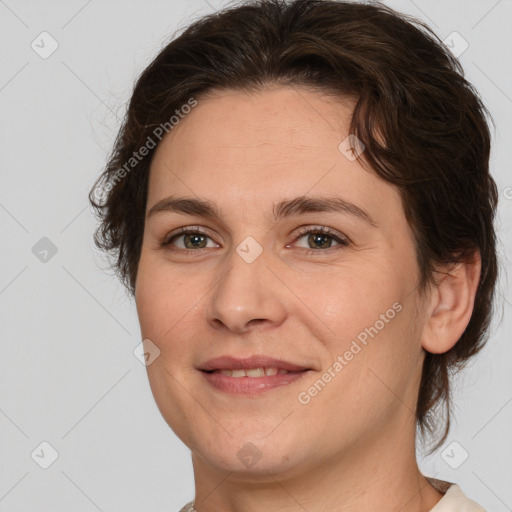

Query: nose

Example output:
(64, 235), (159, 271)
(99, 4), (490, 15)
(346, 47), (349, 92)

(205, 240), (288, 335)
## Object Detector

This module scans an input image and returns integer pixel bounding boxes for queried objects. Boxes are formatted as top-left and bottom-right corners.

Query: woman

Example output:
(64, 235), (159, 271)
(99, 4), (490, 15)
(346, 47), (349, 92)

(89, 1), (498, 510)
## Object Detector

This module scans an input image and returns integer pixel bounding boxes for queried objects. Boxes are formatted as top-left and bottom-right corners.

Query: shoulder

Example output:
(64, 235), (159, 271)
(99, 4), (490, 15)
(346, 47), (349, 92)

(427, 477), (487, 512)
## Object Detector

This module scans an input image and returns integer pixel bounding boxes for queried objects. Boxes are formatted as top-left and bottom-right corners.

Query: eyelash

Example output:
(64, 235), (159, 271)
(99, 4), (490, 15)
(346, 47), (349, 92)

(292, 226), (349, 255)
(162, 225), (349, 256)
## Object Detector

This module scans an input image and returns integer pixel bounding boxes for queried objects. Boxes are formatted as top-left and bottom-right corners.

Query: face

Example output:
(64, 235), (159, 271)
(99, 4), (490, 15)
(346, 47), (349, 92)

(135, 86), (428, 477)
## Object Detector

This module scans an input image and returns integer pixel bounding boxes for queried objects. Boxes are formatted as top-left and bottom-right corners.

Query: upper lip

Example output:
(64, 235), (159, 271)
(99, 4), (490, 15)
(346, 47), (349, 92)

(198, 356), (311, 372)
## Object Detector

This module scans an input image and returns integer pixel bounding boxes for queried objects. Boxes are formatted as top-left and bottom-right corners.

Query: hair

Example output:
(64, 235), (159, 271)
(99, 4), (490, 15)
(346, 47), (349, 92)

(89, 0), (498, 451)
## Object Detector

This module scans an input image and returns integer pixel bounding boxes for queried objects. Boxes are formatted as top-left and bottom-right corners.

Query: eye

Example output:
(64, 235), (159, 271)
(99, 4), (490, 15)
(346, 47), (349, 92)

(291, 226), (349, 254)
(161, 225), (349, 255)
(162, 227), (219, 251)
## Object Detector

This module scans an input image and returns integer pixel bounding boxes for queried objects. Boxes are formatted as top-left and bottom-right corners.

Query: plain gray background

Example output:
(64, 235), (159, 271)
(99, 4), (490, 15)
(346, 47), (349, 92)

(1, 0), (511, 511)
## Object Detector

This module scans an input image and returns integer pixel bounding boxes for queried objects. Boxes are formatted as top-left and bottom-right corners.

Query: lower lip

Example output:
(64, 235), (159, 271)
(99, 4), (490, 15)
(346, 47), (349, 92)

(201, 370), (310, 395)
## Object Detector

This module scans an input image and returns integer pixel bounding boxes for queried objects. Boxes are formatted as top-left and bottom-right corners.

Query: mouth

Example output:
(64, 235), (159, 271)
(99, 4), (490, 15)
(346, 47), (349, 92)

(198, 356), (313, 395)
(205, 367), (296, 377)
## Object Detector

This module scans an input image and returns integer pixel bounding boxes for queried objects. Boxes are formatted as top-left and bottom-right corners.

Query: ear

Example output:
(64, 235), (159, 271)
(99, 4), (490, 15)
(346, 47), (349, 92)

(421, 251), (481, 354)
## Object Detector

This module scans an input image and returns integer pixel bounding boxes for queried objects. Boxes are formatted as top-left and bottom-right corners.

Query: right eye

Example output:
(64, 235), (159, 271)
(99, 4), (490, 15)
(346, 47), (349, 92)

(162, 227), (219, 251)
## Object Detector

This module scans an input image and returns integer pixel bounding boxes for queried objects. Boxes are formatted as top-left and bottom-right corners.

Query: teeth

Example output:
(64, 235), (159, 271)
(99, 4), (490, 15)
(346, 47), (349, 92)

(216, 367), (289, 377)
(246, 368), (264, 377)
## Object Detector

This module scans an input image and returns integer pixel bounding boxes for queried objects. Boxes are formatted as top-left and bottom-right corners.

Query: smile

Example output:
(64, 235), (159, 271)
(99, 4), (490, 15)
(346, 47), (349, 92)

(211, 367), (291, 377)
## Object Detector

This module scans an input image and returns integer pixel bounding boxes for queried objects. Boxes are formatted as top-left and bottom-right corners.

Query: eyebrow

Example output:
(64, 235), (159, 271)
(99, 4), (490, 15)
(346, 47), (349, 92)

(147, 195), (377, 227)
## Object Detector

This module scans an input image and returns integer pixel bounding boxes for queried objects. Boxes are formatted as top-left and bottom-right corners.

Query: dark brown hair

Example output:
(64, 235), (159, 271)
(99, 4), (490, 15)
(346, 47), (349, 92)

(89, 0), (498, 451)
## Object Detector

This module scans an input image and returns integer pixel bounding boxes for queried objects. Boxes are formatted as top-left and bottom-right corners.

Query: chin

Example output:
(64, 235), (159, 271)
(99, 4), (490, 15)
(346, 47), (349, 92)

(191, 429), (307, 476)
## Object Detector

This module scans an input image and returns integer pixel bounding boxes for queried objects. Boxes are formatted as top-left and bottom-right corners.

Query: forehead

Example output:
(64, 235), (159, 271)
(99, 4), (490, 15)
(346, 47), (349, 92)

(155, 85), (356, 161)
(147, 86), (401, 225)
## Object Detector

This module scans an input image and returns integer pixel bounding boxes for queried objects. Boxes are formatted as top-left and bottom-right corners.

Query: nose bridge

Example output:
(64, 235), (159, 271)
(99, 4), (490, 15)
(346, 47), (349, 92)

(206, 235), (287, 333)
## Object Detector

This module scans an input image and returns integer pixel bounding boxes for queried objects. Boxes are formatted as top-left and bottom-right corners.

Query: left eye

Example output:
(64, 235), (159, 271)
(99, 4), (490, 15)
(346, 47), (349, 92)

(292, 227), (348, 251)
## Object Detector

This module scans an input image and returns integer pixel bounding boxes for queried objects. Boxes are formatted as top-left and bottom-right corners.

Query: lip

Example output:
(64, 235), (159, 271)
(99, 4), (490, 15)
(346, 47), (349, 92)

(198, 355), (313, 395)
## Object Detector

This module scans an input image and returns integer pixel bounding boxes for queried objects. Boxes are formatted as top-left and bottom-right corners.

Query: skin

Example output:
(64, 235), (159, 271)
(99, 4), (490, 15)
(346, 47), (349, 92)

(134, 85), (481, 512)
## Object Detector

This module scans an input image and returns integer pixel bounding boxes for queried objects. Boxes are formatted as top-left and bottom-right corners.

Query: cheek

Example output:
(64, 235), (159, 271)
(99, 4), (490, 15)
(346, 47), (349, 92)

(296, 298), (421, 441)
(306, 260), (406, 341)
(136, 253), (189, 326)
(301, 257), (421, 397)
(135, 254), (210, 366)
(135, 258), (164, 338)
(135, 257), (203, 443)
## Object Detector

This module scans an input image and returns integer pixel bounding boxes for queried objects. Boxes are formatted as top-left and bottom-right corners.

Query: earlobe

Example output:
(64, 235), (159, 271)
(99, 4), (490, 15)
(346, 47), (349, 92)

(421, 252), (481, 355)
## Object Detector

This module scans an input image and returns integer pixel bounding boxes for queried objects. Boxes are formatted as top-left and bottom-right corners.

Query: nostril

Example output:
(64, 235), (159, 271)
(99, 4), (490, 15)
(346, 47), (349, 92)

(247, 319), (266, 327)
